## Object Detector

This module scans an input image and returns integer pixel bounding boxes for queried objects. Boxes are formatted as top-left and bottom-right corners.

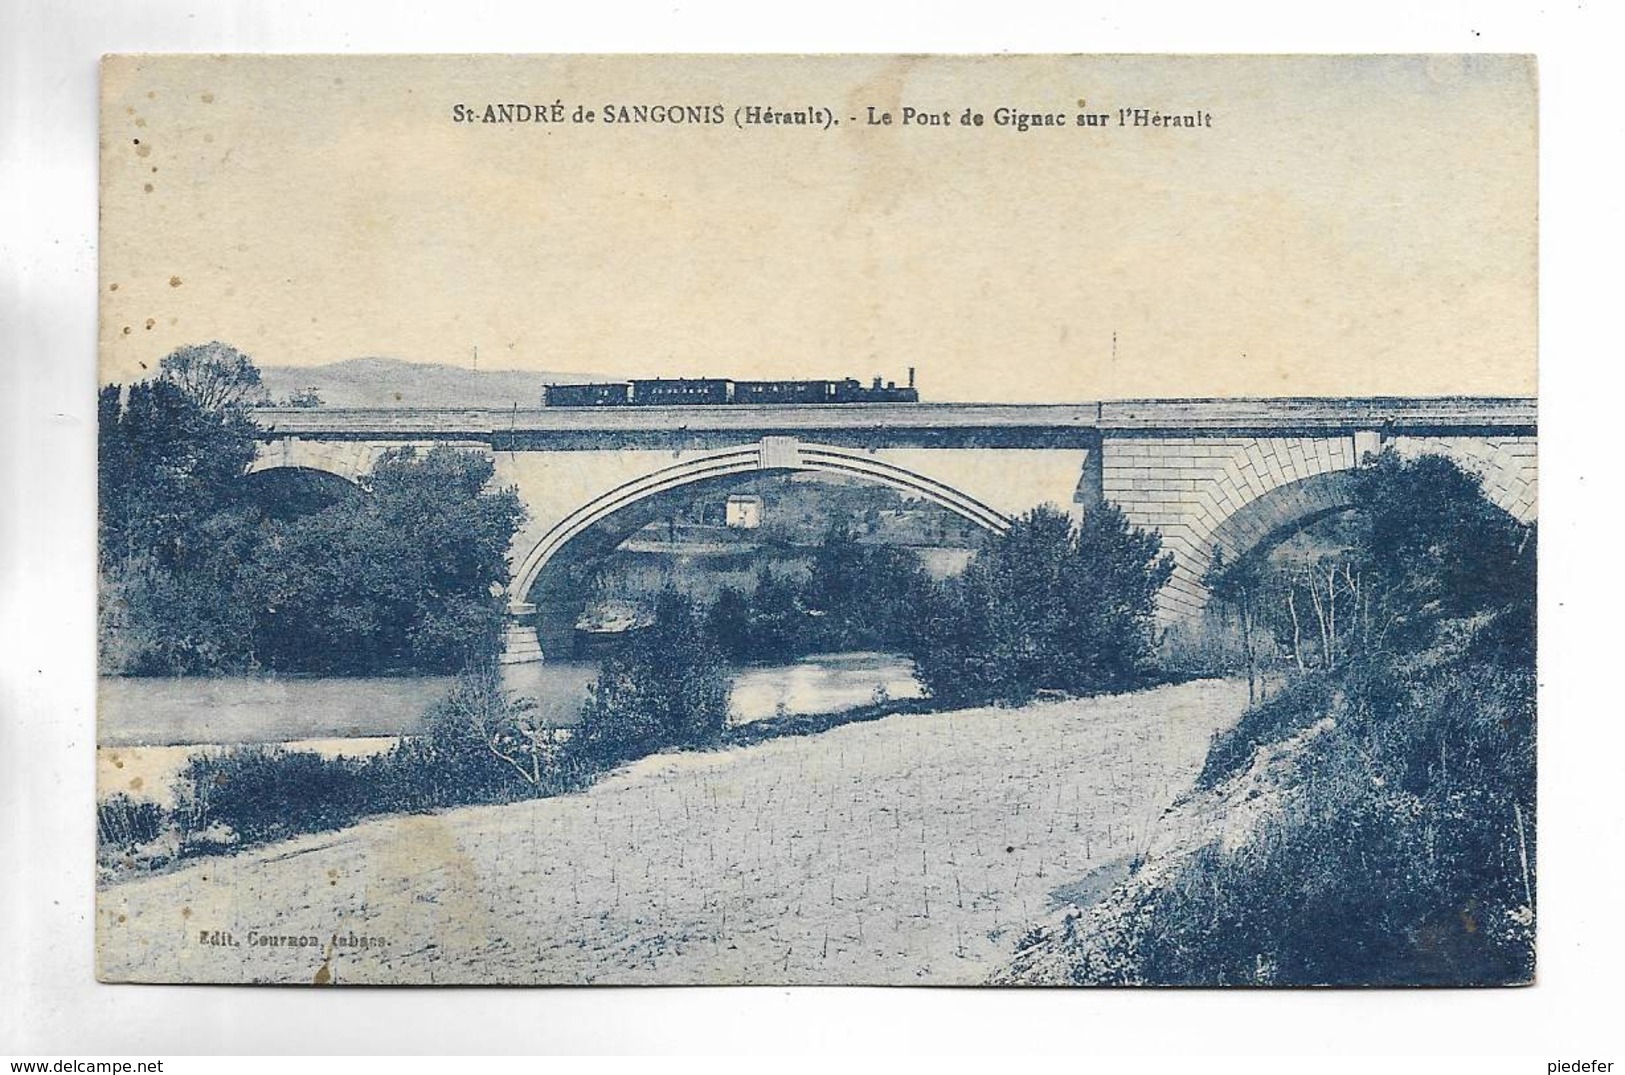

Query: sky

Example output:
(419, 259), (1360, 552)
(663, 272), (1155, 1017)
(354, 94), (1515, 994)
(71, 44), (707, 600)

(99, 54), (1537, 402)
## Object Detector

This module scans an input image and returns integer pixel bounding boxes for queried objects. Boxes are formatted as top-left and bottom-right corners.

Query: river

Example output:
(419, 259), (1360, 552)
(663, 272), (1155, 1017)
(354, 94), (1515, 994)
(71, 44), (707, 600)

(97, 653), (922, 804)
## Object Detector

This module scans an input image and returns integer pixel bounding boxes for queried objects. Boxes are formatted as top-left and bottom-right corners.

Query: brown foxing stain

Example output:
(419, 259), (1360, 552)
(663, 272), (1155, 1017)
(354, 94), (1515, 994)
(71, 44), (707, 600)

(203, 133), (214, 143)
(201, 92), (215, 103)
(169, 275), (183, 288)
(144, 318), (154, 331)
(180, 906), (191, 918)
(128, 776), (144, 791)
(134, 117), (147, 128)
(312, 944), (336, 985)
(108, 283), (118, 291)
(121, 326), (131, 336)
(134, 141), (151, 159)
(143, 183), (153, 194)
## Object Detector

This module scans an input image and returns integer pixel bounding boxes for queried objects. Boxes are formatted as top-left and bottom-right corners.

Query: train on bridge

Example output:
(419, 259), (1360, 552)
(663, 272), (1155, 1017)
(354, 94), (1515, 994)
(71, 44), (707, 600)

(542, 370), (919, 407)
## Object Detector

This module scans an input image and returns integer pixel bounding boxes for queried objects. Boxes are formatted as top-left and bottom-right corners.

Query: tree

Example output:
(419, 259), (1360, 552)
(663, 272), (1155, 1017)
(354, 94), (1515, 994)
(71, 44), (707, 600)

(245, 446), (526, 674)
(100, 343), (529, 676)
(705, 584), (754, 660)
(573, 589), (731, 764)
(803, 521), (931, 652)
(700, 523), (933, 664)
(1204, 548), (1273, 702)
(99, 346), (268, 674)
(1349, 451), (1533, 653)
(157, 341), (268, 413)
(911, 504), (1174, 706)
(1203, 451), (1536, 676)
(99, 376), (260, 572)
(739, 564), (806, 663)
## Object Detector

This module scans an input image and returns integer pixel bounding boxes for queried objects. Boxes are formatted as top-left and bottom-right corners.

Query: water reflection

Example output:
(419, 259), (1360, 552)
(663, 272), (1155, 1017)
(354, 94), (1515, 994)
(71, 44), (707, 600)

(99, 652), (920, 749)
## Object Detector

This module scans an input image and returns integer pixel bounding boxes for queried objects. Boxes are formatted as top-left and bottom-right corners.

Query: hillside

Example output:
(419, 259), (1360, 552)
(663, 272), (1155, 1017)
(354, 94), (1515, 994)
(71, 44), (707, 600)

(260, 357), (617, 410)
(995, 629), (1537, 987)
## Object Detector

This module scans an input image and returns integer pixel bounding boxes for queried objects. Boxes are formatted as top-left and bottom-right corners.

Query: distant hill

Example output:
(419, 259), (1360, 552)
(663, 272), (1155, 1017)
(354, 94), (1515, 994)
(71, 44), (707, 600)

(259, 357), (617, 409)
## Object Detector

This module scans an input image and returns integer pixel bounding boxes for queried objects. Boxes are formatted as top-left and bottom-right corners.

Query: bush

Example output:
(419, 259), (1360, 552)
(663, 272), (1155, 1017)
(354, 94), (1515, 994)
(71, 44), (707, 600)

(173, 746), (374, 851)
(1195, 672), (1336, 791)
(162, 667), (589, 859)
(97, 794), (169, 855)
(801, 523), (932, 653)
(394, 666), (582, 806)
(1104, 651), (1534, 986)
(699, 525), (934, 665)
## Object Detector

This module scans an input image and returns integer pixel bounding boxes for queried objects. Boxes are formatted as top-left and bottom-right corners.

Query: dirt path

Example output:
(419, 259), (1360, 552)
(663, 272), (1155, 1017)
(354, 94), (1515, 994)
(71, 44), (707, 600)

(97, 679), (1248, 985)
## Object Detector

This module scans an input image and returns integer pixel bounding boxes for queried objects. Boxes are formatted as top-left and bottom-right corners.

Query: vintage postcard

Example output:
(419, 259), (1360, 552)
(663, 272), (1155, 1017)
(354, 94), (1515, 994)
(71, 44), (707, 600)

(96, 54), (1536, 986)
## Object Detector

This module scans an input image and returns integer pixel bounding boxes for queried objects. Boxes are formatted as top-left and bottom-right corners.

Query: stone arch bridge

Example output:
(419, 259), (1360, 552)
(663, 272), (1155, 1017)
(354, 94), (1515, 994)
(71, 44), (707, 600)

(248, 397), (1536, 662)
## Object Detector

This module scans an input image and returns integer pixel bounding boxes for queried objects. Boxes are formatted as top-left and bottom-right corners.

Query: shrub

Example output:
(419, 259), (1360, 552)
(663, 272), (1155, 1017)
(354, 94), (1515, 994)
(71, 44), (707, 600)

(173, 746), (374, 851)
(1195, 672), (1336, 791)
(97, 794), (168, 855)
(397, 666), (580, 805)
(162, 668), (585, 861)
(1113, 652), (1535, 986)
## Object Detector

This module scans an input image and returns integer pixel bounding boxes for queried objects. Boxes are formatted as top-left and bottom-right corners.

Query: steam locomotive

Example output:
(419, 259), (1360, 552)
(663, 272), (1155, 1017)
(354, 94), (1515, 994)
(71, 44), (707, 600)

(542, 370), (919, 407)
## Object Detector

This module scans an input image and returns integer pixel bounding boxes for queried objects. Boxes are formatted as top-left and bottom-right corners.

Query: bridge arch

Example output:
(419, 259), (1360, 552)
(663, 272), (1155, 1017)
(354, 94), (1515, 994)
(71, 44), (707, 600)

(248, 437), (500, 488)
(1147, 436), (1537, 619)
(509, 439), (1012, 610)
(1202, 469), (1360, 570)
(248, 437), (380, 484)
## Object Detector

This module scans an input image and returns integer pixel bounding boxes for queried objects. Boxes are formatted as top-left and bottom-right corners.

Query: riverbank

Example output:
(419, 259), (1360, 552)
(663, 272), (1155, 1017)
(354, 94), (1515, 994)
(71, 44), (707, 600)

(96, 678), (1248, 985)
(97, 652), (923, 807)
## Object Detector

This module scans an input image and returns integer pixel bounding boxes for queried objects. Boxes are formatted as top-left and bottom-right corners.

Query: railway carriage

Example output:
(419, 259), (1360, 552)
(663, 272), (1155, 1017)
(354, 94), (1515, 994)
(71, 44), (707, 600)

(542, 370), (919, 407)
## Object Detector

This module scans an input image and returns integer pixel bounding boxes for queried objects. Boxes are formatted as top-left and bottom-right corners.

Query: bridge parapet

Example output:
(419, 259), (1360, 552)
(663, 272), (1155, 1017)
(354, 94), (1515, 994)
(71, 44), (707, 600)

(251, 403), (1106, 440)
(251, 396), (1535, 440)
